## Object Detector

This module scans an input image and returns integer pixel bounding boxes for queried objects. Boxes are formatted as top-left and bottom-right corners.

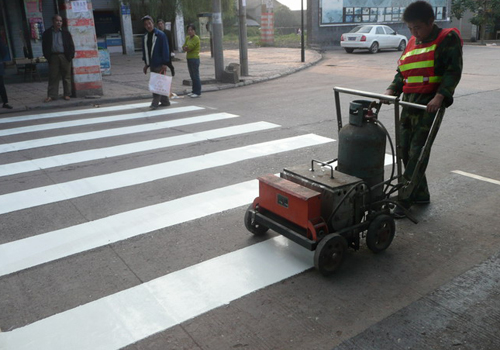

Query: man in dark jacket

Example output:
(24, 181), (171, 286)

(156, 18), (175, 76)
(42, 14), (75, 102)
(0, 39), (12, 109)
(142, 15), (170, 109)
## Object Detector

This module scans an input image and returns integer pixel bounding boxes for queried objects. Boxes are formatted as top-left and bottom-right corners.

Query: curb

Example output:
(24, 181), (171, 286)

(1, 50), (323, 114)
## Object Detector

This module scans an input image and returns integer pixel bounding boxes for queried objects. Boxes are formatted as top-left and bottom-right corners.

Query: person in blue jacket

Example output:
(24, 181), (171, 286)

(142, 15), (170, 110)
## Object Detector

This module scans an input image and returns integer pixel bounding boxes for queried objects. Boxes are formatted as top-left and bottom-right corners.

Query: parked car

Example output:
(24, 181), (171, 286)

(340, 25), (407, 54)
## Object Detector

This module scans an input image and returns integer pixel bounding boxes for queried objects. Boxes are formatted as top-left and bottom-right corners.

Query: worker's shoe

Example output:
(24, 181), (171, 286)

(413, 197), (430, 205)
(2, 103), (13, 109)
(150, 104), (158, 110)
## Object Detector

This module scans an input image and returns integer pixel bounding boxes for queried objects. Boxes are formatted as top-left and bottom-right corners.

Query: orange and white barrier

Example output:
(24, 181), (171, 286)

(60, 0), (103, 97)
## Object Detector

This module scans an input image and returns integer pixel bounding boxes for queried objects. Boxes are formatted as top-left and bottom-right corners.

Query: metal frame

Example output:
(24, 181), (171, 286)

(333, 86), (445, 204)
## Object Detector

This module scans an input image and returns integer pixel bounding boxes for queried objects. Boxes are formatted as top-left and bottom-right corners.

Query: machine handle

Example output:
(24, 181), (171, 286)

(310, 159), (335, 179)
(333, 86), (428, 110)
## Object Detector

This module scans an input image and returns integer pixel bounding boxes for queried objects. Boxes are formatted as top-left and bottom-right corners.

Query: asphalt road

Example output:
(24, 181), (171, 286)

(0, 45), (499, 350)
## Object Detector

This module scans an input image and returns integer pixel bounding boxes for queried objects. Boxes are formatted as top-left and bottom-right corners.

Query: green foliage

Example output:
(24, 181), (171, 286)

(451, 0), (500, 27)
(128, 0), (235, 25)
(274, 4), (300, 28)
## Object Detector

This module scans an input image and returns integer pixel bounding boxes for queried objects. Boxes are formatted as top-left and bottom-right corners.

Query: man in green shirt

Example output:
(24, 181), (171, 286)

(182, 24), (201, 98)
(385, 1), (463, 218)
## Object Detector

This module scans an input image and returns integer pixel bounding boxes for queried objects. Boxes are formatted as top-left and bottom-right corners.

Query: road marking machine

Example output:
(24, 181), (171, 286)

(244, 87), (445, 276)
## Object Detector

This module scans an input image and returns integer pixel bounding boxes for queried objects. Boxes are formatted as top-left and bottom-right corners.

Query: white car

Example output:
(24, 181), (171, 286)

(340, 25), (407, 54)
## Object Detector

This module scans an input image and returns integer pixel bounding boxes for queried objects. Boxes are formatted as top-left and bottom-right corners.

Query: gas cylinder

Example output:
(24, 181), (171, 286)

(337, 100), (386, 200)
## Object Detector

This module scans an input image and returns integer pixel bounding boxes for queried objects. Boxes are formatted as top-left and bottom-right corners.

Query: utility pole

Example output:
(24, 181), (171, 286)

(301, 0), (305, 62)
(238, 0), (249, 76)
(212, 0), (224, 81)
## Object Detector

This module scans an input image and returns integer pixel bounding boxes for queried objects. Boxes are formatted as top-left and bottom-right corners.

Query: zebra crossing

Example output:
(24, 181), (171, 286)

(0, 100), (335, 349)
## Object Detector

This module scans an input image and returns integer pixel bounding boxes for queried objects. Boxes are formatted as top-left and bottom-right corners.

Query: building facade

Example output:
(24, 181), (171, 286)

(307, 0), (455, 47)
(1, 0), (103, 96)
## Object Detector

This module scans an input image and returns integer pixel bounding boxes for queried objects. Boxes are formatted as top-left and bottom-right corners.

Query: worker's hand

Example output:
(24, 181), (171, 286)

(182, 45), (188, 52)
(381, 89), (395, 104)
(426, 93), (444, 113)
(143, 65), (149, 74)
(160, 65), (167, 74)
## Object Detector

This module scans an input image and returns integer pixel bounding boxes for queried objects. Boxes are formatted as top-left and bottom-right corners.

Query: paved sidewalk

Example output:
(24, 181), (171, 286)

(1, 47), (321, 114)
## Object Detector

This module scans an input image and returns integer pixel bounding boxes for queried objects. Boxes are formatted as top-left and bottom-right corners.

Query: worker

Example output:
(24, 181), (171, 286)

(385, 0), (463, 218)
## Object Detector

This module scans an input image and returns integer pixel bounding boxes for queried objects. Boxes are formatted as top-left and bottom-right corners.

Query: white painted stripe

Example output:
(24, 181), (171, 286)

(0, 113), (238, 153)
(452, 170), (500, 186)
(0, 236), (312, 350)
(0, 179), (259, 277)
(0, 106), (203, 137)
(0, 134), (333, 214)
(0, 102), (152, 124)
(0, 122), (280, 177)
(329, 154), (393, 168)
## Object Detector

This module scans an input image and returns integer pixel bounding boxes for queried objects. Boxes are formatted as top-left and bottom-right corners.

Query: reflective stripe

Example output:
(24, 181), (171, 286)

(400, 44), (437, 60)
(399, 60), (434, 72)
(405, 76), (443, 83)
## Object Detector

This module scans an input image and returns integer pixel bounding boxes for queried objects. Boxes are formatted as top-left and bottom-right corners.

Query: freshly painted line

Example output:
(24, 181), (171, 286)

(0, 179), (259, 277)
(452, 170), (500, 186)
(329, 154), (394, 168)
(0, 113), (240, 153)
(0, 106), (204, 136)
(0, 236), (313, 350)
(0, 134), (333, 215)
(0, 122), (281, 177)
(0, 102), (153, 124)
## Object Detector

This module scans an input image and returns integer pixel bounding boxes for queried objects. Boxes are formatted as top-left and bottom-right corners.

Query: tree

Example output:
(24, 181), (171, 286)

(451, 0), (500, 43)
(128, 0), (235, 26)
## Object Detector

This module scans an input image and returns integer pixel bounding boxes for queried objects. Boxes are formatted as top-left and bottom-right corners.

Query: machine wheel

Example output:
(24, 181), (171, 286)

(344, 48), (354, 53)
(369, 42), (379, 54)
(314, 233), (348, 276)
(244, 204), (269, 236)
(398, 40), (407, 51)
(366, 214), (395, 253)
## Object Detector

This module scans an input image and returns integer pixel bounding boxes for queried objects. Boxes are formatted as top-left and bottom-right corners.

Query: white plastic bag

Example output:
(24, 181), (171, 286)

(149, 72), (172, 96)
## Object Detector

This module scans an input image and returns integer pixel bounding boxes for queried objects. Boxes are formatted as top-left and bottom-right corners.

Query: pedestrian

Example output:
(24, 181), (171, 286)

(142, 15), (170, 110)
(156, 18), (175, 76)
(384, 0), (463, 218)
(0, 39), (12, 109)
(182, 24), (201, 98)
(42, 14), (75, 102)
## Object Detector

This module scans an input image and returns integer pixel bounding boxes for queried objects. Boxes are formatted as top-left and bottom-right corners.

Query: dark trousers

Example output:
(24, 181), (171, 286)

(0, 75), (7, 104)
(150, 66), (170, 106)
(48, 53), (72, 98)
(400, 108), (436, 203)
(187, 58), (201, 95)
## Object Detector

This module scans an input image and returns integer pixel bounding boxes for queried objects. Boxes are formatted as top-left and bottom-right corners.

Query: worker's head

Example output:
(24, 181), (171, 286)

(52, 15), (63, 30)
(157, 19), (165, 31)
(142, 15), (155, 33)
(403, 1), (435, 42)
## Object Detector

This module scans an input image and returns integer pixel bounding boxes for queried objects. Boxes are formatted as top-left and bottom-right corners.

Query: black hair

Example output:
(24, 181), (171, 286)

(157, 18), (164, 24)
(403, 1), (435, 23)
(187, 24), (196, 31)
(52, 14), (62, 21)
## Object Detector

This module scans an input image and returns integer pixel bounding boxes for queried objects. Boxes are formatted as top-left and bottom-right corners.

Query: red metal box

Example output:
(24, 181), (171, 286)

(258, 174), (322, 229)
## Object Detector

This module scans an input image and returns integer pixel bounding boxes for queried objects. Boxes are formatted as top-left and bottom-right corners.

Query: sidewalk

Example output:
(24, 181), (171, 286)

(0, 47), (322, 114)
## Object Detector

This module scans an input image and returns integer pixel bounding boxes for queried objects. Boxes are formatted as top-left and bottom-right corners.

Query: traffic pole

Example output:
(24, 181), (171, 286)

(212, 0), (224, 81)
(238, 0), (249, 76)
